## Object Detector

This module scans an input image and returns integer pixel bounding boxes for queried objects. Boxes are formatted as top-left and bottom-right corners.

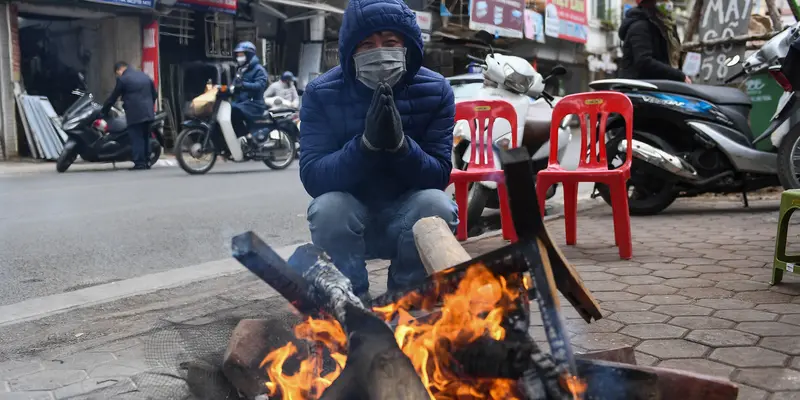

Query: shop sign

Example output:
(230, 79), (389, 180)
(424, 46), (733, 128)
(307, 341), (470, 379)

(682, 51), (702, 77)
(524, 9), (544, 43)
(413, 10), (433, 42)
(697, 0), (752, 84)
(175, 0), (237, 14)
(142, 21), (159, 91)
(468, 0), (525, 39)
(544, 0), (588, 44)
(87, 0), (155, 7)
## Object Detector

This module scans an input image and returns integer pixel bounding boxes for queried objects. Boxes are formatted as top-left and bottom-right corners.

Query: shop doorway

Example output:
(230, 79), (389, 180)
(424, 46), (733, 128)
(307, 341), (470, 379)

(16, 7), (108, 115)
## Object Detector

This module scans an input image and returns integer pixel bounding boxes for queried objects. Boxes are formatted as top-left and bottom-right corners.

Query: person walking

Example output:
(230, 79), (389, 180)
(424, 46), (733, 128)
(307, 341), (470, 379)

(619, 0), (691, 83)
(101, 61), (158, 170)
(265, 71), (300, 108)
(292, 0), (458, 299)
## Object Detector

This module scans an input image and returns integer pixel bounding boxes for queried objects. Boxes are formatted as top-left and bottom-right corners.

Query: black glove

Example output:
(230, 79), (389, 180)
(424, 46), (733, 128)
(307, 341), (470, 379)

(381, 90), (406, 152)
(361, 84), (389, 151)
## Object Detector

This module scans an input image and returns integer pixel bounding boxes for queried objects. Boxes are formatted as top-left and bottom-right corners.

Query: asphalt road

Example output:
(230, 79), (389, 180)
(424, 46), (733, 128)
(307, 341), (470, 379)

(0, 128), (586, 307)
(0, 163), (312, 306)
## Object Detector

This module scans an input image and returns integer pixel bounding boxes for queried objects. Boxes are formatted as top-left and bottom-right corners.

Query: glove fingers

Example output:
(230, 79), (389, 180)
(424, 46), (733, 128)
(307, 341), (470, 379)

(370, 85), (383, 110)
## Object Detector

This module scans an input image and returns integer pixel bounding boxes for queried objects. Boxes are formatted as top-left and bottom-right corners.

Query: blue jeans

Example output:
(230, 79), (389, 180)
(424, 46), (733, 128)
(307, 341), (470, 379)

(303, 189), (458, 296)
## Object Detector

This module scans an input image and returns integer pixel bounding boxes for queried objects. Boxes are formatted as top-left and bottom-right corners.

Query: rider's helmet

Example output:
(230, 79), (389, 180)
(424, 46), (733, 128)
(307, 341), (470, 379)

(281, 71), (295, 82)
(234, 41), (257, 63)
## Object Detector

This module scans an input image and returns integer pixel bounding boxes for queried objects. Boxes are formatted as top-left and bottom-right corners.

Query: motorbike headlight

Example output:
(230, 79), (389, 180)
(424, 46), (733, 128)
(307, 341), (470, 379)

(503, 64), (534, 94)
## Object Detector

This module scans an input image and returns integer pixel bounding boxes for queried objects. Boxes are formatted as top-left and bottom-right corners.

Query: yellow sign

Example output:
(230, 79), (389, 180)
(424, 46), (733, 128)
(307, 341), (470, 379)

(585, 99), (604, 105)
(474, 106), (491, 111)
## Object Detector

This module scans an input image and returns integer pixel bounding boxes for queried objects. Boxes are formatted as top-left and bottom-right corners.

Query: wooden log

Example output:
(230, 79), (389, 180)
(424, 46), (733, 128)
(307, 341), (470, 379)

(413, 216), (471, 274)
(764, 0), (784, 31)
(682, 0), (704, 44)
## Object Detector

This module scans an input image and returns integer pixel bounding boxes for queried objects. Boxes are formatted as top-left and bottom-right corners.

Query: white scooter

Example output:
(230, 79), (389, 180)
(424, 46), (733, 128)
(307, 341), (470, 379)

(453, 44), (572, 231)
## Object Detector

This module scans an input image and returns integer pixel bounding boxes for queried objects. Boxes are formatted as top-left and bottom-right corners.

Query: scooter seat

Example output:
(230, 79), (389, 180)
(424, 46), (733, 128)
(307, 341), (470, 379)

(643, 80), (752, 106)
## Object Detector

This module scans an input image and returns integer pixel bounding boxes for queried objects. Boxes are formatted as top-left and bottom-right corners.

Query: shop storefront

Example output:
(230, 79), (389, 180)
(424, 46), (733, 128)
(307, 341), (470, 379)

(0, 0), (157, 160)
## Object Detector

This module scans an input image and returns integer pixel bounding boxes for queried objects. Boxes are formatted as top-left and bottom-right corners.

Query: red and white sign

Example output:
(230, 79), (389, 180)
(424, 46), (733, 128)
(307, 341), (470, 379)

(544, 0), (588, 44)
(175, 0), (237, 14)
(9, 4), (20, 82)
(413, 10), (432, 42)
(142, 21), (159, 108)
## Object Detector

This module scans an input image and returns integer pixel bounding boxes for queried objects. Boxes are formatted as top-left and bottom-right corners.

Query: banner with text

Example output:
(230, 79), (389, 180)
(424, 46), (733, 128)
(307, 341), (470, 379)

(87, 0), (154, 7)
(469, 0), (525, 39)
(524, 9), (545, 43)
(176, 0), (237, 14)
(544, 0), (587, 44)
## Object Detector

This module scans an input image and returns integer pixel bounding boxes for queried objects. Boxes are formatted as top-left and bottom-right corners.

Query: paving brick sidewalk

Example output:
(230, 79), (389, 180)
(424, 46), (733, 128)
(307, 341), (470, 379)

(3, 198), (799, 399)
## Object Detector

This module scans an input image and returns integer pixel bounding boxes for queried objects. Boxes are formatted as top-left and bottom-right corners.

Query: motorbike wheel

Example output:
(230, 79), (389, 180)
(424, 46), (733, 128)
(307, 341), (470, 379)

(56, 140), (79, 173)
(596, 131), (678, 216)
(466, 183), (491, 232)
(148, 139), (162, 167)
(777, 126), (800, 189)
(175, 128), (217, 175)
(263, 130), (296, 170)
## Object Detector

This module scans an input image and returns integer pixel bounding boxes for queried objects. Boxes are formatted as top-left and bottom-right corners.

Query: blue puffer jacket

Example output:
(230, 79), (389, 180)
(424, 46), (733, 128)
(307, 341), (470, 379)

(298, 0), (455, 206)
(232, 56), (268, 121)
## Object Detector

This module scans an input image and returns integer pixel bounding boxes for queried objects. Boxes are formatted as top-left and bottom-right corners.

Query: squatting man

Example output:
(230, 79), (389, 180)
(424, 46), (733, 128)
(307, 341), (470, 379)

(290, 0), (459, 300)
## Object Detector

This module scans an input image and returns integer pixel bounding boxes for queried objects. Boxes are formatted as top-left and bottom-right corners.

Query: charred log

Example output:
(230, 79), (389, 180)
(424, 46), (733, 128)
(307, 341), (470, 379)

(319, 304), (430, 400)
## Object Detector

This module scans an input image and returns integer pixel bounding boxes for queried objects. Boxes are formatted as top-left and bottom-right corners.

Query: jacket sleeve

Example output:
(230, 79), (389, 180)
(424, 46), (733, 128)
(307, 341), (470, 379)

(264, 81), (278, 98)
(241, 67), (268, 94)
(627, 20), (686, 81)
(388, 81), (454, 190)
(299, 84), (381, 198)
(101, 78), (124, 115)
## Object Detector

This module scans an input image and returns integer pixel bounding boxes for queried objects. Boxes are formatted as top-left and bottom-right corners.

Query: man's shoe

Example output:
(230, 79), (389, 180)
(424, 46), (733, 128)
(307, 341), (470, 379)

(129, 165), (148, 171)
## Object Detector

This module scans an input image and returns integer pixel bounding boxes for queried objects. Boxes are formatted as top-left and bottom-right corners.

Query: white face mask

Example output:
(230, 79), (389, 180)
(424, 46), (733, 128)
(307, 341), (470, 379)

(236, 56), (247, 65)
(353, 47), (407, 90)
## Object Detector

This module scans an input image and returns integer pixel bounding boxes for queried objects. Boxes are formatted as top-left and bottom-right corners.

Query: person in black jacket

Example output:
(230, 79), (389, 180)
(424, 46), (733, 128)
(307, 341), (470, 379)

(619, 0), (691, 83)
(102, 61), (158, 170)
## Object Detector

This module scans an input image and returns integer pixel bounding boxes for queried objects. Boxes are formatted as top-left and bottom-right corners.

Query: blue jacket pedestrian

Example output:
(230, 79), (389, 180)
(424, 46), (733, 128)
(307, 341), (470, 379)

(294, 0), (458, 298)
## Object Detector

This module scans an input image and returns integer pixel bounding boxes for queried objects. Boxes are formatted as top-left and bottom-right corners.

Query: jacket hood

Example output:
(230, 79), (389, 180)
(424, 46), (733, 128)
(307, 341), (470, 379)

(338, 0), (424, 86)
(619, 7), (650, 40)
(246, 55), (261, 69)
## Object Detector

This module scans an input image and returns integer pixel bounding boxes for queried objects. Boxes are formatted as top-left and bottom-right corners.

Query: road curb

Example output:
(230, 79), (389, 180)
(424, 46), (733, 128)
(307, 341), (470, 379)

(0, 243), (302, 328)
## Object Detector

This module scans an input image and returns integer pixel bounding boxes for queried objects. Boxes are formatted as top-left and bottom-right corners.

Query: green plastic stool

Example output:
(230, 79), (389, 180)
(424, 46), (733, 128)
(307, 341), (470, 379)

(772, 189), (800, 285)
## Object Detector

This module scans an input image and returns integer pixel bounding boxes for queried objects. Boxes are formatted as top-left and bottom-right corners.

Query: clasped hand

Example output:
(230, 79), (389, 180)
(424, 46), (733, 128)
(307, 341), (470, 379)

(362, 83), (405, 152)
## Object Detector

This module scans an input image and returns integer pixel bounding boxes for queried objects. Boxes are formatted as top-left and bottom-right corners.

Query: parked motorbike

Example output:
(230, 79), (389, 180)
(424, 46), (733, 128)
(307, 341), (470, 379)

(56, 78), (165, 173)
(174, 84), (298, 175)
(265, 96), (301, 158)
(587, 20), (800, 215)
(452, 32), (571, 230)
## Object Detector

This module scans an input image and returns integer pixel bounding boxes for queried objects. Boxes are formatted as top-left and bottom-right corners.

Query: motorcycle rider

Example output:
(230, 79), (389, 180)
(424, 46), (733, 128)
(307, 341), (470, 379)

(231, 41), (268, 140)
(619, 0), (691, 83)
(265, 71), (300, 107)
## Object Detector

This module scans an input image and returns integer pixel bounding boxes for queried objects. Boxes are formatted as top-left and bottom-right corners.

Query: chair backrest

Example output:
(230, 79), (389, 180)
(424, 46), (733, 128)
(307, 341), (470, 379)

(548, 91), (633, 171)
(455, 100), (517, 168)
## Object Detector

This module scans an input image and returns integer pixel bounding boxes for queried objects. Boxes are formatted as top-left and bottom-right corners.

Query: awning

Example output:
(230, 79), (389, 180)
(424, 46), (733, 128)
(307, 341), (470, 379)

(259, 0), (344, 15)
(253, 1), (288, 19)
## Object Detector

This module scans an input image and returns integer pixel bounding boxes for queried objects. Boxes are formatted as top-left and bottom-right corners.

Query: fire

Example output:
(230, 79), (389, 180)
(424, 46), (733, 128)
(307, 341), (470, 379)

(561, 373), (588, 400)
(261, 264), (527, 399)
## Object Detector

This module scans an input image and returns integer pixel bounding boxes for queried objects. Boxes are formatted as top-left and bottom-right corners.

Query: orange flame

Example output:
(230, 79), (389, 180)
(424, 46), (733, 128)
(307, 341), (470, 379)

(561, 373), (588, 400)
(261, 264), (529, 399)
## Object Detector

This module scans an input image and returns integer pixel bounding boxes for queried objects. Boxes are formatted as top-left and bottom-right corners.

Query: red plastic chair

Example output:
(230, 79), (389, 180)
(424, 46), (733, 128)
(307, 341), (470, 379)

(535, 91), (634, 259)
(449, 100), (518, 242)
